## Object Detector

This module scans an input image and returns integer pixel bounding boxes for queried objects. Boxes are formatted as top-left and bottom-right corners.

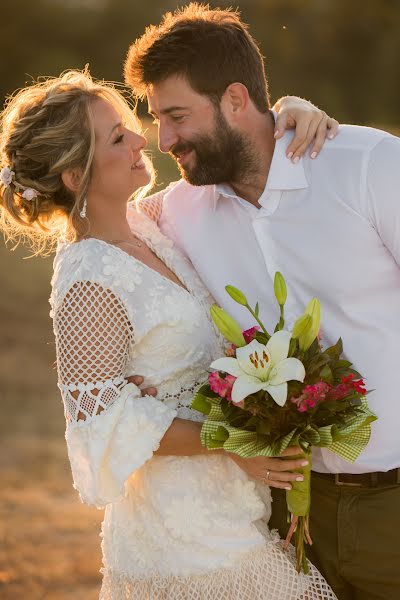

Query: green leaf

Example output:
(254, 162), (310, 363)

(255, 302), (259, 316)
(324, 338), (343, 359)
(320, 365), (334, 384)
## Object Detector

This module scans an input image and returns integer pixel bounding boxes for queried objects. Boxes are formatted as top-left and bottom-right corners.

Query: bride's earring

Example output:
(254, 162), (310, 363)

(80, 197), (87, 219)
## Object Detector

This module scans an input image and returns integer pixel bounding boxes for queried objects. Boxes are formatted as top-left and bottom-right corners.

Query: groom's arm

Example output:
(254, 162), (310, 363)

(364, 135), (400, 265)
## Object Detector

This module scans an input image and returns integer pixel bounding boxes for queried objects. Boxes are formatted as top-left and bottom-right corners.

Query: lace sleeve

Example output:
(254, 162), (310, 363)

(55, 280), (133, 422)
(54, 280), (177, 507)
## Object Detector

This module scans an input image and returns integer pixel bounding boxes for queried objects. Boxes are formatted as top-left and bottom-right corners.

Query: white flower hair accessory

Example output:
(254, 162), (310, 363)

(0, 166), (15, 187)
(22, 188), (38, 201)
(0, 165), (39, 201)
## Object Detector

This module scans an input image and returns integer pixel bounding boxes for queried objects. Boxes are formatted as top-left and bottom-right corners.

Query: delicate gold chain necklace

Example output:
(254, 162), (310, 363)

(108, 237), (143, 249)
(85, 236), (143, 249)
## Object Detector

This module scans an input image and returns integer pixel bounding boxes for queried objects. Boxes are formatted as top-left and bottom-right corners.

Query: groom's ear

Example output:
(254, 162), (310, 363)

(221, 83), (250, 118)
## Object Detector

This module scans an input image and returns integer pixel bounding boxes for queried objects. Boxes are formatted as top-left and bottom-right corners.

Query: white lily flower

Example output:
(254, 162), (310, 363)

(210, 330), (305, 406)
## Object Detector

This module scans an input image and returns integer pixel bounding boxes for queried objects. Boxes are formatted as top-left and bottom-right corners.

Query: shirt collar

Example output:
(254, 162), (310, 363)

(213, 123), (309, 211)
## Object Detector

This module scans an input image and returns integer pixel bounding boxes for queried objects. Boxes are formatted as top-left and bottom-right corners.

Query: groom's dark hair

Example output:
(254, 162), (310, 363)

(124, 2), (270, 113)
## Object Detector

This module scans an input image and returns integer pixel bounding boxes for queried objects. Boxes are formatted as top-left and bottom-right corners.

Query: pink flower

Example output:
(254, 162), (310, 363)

(290, 381), (331, 413)
(242, 326), (260, 344)
(209, 372), (236, 401)
(328, 374), (367, 400)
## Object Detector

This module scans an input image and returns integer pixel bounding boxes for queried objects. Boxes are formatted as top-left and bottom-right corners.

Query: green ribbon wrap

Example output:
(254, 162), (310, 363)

(193, 393), (376, 463)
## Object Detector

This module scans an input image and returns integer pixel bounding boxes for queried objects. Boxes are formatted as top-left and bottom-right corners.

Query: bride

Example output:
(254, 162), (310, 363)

(0, 70), (337, 599)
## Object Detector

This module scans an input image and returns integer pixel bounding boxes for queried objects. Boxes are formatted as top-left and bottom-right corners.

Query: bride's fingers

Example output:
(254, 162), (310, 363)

(284, 119), (311, 160)
(264, 479), (293, 490)
(327, 116), (339, 139)
(309, 112), (329, 158)
(309, 113), (339, 157)
(256, 468), (305, 490)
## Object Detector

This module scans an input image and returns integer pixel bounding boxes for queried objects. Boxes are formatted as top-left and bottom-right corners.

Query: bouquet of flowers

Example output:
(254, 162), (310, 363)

(192, 273), (377, 573)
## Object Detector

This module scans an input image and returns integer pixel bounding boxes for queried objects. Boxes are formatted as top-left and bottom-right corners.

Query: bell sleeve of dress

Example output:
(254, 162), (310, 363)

(54, 279), (177, 508)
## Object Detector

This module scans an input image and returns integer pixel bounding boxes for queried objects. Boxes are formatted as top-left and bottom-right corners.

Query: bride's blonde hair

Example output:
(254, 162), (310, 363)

(0, 68), (153, 254)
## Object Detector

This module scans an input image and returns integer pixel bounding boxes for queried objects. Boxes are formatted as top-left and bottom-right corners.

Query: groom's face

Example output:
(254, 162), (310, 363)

(147, 75), (253, 185)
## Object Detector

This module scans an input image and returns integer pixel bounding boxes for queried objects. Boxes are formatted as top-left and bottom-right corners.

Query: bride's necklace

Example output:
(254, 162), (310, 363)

(107, 237), (143, 249)
(86, 235), (143, 249)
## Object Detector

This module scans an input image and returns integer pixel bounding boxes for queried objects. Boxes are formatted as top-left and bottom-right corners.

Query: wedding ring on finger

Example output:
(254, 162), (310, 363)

(263, 470), (271, 484)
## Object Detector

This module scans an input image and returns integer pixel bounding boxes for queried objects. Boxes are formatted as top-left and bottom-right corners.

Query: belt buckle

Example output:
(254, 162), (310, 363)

(334, 473), (363, 487)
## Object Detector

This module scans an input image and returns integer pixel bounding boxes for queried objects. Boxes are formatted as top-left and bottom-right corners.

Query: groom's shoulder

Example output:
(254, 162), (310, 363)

(326, 124), (398, 154)
(163, 179), (216, 212)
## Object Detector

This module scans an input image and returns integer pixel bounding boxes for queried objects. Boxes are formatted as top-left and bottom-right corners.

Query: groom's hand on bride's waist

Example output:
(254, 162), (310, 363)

(126, 375), (157, 397)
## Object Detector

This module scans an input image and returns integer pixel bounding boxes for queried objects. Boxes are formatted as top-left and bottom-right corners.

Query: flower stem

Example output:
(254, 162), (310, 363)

(246, 304), (270, 339)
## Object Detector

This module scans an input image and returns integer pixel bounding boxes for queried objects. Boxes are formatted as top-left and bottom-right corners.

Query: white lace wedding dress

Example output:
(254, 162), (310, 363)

(50, 207), (336, 599)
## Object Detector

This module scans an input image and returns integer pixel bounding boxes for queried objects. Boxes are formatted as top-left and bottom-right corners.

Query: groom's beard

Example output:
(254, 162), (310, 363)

(170, 109), (257, 186)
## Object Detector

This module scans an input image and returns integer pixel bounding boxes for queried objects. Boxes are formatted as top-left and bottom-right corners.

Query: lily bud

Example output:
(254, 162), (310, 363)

(210, 305), (246, 347)
(225, 285), (248, 306)
(299, 298), (321, 351)
(274, 272), (287, 306)
(292, 314), (313, 339)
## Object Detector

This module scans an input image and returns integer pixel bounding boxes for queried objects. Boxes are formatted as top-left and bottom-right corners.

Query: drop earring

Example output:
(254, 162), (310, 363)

(80, 197), (87, 219)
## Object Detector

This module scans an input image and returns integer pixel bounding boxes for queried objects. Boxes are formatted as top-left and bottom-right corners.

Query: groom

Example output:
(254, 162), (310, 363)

(125, 4), (400, 599)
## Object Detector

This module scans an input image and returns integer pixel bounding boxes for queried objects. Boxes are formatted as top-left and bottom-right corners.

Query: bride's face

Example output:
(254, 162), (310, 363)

(87, 97), (151, 204)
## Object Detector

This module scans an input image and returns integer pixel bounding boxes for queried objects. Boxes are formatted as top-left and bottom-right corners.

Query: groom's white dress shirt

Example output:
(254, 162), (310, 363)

(159, 125), (400, 475)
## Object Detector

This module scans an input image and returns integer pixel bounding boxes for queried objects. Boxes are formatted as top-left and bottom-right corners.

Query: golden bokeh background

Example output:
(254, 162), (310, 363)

(1, 1), (399, 597)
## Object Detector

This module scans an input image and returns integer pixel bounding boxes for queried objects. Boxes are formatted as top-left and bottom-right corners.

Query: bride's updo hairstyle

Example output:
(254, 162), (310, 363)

(0, 69), (151, 253)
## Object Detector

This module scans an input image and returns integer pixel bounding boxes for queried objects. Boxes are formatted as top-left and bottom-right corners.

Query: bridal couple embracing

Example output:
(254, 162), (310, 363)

(1, 4), (399, 599)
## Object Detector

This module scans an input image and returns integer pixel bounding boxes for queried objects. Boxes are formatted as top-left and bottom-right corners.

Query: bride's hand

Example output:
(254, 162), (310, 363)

(272, 95), (339, 162)
(228, 446), (308, 490)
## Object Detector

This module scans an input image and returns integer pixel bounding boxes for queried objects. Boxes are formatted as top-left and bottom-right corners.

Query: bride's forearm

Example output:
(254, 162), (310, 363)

(154, 418), (222, 457)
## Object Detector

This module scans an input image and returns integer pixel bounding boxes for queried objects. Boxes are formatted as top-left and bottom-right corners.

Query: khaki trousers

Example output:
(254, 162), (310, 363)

(269, 472), (400, 600)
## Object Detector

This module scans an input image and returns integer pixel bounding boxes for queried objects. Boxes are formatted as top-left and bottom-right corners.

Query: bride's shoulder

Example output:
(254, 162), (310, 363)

(53, 238), (104, 275)
(51, 239), (117, 303)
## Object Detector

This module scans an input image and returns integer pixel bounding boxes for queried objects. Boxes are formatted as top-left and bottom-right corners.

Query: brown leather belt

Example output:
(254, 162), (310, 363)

(314, 468), (400, 487)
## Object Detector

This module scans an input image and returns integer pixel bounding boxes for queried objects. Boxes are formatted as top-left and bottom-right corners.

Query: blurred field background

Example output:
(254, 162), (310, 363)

(0, 1), (399, 598)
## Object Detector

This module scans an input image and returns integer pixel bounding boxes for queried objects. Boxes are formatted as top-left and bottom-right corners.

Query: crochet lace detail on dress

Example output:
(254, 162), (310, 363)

(99, 538), (337, 600)
(55, 281), (134, 422)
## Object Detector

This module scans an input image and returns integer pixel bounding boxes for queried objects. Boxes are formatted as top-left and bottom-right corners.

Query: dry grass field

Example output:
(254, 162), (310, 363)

(0, 242), (104, 599)
(1, 123), (397, 599)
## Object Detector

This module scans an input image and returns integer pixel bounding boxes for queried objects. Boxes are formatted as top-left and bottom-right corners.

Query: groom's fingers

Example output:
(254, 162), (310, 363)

(142, 386), (158, 397)
(127, 375), (144, 386)
(126, 375), (158, 397)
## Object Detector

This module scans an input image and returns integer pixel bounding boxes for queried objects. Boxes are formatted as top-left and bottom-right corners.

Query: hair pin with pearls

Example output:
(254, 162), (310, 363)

(0, 166), (38, 201)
